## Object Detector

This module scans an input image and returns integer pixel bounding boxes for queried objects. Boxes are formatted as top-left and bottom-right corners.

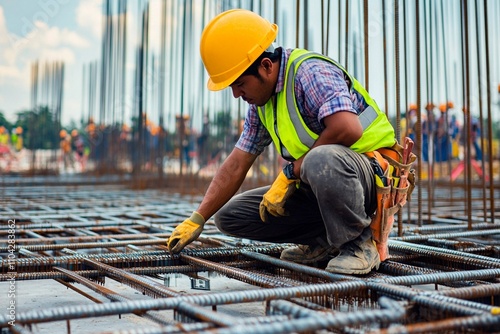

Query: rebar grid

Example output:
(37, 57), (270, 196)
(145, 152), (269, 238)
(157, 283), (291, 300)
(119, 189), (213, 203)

(1, 181), (500, 334)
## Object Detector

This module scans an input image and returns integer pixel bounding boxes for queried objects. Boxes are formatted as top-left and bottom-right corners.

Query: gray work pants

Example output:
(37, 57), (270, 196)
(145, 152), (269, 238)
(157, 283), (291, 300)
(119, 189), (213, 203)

(214, 144), (376, 249)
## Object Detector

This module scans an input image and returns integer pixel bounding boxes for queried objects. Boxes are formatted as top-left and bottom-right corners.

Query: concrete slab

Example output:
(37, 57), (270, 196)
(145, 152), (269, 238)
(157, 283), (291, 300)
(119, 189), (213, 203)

(1, 273), (265, 333)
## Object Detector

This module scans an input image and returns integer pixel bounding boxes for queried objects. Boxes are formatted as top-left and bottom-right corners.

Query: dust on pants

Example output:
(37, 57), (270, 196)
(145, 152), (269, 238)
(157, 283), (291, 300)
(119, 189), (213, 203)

(215, 144), (376, 249)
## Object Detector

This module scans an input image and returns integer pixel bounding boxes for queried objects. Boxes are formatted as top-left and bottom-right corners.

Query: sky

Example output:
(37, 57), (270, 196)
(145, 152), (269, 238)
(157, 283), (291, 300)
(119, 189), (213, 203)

(1, 0), (498, 131)
(0, 0), (172, 127)
(0, 0), (216, 130)
(0, 0), (101, 125)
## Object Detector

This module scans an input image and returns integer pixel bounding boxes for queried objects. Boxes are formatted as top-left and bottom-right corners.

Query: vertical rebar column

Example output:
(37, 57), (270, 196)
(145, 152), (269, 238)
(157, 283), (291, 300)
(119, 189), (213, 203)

(382, 0), (388, 116)
(295, 0), (300, 47)
(424, 0), (434, 222)
(415, 0), (423, 227)
(158, 0), (167, 181)
(460, 0), (472, 230)
(483, 0), (495, 223)
(363, 0), (368, 91)
(394, 0), (404, 235)
(394, 0), (401, 143)
(344, 0), (349, 70)
(178, 0), (189, 177)
(473, 0), (487, 223)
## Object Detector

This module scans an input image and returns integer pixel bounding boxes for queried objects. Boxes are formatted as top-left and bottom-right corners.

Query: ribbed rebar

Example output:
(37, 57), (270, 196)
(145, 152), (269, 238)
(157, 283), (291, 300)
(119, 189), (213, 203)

(0, 281), (365, 326)
(53, 267), (174, 326)
(376, 313), (500, 334)
(380, 268), (500, 286)
(193, 297), (406, 334)
(388, 240), (500, 268)
(391, 228), (500, 242)
(180, 254), (296, 288)
(240, 250), (355, 282)
(370, 283), (491, 316)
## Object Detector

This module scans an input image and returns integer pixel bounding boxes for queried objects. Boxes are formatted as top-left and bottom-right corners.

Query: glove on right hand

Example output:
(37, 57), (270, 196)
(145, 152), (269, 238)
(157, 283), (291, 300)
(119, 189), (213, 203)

(259, 171), (299, 222)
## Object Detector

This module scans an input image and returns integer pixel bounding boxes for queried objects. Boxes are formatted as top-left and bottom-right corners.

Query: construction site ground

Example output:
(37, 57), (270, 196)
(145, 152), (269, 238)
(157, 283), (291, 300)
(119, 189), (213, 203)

(1, 174), (499, 334)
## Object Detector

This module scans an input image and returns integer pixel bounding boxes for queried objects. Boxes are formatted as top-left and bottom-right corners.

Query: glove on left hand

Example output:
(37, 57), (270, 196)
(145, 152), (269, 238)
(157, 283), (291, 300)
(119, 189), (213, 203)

(259, 171), (300, 222)
(167, 211), (205, 254)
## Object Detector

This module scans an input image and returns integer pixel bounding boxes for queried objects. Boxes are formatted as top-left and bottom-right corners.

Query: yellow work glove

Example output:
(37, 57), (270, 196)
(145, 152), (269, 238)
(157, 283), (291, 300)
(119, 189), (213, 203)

(167, 211), (205, 254)
(259, 171), (300, 222)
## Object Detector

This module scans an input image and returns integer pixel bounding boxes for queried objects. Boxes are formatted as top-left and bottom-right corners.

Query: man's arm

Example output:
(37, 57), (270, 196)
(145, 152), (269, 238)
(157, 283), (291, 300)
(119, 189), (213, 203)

(197, 147), (258, 220)
(292, 111), (363, 177)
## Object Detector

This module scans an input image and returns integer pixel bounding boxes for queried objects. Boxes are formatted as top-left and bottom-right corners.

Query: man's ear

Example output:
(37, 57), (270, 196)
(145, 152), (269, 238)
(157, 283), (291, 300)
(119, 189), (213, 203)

(261, 58), (273, 73)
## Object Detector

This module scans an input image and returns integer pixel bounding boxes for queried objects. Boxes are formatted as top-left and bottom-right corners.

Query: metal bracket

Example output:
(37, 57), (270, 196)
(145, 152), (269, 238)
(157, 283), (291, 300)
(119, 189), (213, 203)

(190, 276), (210, 290)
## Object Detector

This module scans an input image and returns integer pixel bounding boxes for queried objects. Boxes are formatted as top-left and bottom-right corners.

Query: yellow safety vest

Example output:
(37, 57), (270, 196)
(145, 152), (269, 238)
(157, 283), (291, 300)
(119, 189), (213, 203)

(257, 49), (396, 160)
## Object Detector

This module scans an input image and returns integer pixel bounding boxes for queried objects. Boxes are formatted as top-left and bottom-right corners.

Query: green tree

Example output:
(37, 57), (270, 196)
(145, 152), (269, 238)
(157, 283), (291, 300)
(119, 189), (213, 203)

(0, 111), (13, 130)
(214, 110), (233, 151)
(16, 106), (59, 149)
(494, 120), (500, 140)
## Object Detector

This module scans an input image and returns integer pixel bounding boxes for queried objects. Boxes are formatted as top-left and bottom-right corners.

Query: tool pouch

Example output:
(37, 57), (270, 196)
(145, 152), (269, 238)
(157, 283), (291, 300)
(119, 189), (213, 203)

(367, 138), (417, 261)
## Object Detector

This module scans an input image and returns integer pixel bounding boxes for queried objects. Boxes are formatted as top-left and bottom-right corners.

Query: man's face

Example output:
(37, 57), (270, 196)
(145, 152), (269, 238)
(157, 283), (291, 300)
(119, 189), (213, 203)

(229, 61), (276, 107)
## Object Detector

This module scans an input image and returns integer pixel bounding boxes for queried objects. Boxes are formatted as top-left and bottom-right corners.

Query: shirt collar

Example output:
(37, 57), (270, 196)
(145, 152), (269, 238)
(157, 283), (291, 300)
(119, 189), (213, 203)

(274, 47), (287, 95)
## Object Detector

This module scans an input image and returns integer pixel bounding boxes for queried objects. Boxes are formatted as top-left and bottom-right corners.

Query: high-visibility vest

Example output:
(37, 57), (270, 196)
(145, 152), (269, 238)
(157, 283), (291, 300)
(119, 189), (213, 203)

(257, 49), (396, 160)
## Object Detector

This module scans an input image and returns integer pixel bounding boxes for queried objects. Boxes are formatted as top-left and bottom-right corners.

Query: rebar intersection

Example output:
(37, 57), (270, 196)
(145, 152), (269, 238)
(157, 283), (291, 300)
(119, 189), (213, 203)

(1, 181), (499, 334)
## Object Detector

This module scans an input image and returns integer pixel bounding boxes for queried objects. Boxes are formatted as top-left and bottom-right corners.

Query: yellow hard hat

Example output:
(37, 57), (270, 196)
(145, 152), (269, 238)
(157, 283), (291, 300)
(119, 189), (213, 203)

(200, 9), (278, 91)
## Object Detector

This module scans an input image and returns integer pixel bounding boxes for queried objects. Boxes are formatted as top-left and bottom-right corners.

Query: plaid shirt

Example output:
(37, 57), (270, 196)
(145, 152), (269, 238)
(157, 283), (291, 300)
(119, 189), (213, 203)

(235, 47), (368, 156)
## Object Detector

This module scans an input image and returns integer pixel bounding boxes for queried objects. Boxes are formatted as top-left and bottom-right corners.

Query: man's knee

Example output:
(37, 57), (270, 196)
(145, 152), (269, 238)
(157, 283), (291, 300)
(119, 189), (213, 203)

(213, 205), (236, 235)
(301, 145), (347, 180)
(213, 210), (226, 233)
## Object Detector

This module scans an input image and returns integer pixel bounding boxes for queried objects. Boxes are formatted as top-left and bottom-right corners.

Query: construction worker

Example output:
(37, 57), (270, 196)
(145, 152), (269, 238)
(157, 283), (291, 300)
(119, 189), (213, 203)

(435, 104), (450, 162)
(0, 126), (9, 146)
(167, 9), (414, 274)
(14, 127), (23, 152)
(405, 103), (418, 143)
(71, 129), (87, 171)
(59, 129), (74, 172)
(0, 126), (14, 171)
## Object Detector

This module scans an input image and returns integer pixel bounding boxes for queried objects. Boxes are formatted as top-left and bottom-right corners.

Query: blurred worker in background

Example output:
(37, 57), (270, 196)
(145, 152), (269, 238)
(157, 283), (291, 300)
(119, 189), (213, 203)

(0, 126), (15, 171)
(0, 126), (9, 148)
(435, 104), (450, 163)
(405, 104), (418, 143)
(167, 9), (415, 274)
(59, 129), (74, 172)
(11, 127), (24, 152)
(71, 129), (87, 171)
(470, 116), (483, 161)
(421, 103), (436, 163)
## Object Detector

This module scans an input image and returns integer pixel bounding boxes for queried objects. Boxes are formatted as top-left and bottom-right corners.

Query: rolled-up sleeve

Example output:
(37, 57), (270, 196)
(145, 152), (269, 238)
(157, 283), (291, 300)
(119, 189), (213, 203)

(235, 105), (272, 155)
(236, 50), (367, 154)
(294, 58), (367, 132)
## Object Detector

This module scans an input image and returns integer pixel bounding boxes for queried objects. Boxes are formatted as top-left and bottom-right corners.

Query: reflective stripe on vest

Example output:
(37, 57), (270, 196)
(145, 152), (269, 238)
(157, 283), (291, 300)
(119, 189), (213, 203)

(258, 49), (395, 160)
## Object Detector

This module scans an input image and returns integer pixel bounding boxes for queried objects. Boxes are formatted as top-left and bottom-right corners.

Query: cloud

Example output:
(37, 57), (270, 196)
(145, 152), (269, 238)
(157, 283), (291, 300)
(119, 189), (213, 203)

(0, 7), (9, 45)
(40, 23), (89, 48)
(76, 0), (103, 38)
(147, 0), (165, 52)
(0, 3), (94, 121)
(1, 20), (87, 80)
(0, 63), (22, 83)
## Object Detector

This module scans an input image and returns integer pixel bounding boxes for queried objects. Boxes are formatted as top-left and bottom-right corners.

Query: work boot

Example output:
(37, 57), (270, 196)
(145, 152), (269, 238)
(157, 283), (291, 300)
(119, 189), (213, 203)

(325, 238), (380, 275)
(280, 244), (338, 264)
